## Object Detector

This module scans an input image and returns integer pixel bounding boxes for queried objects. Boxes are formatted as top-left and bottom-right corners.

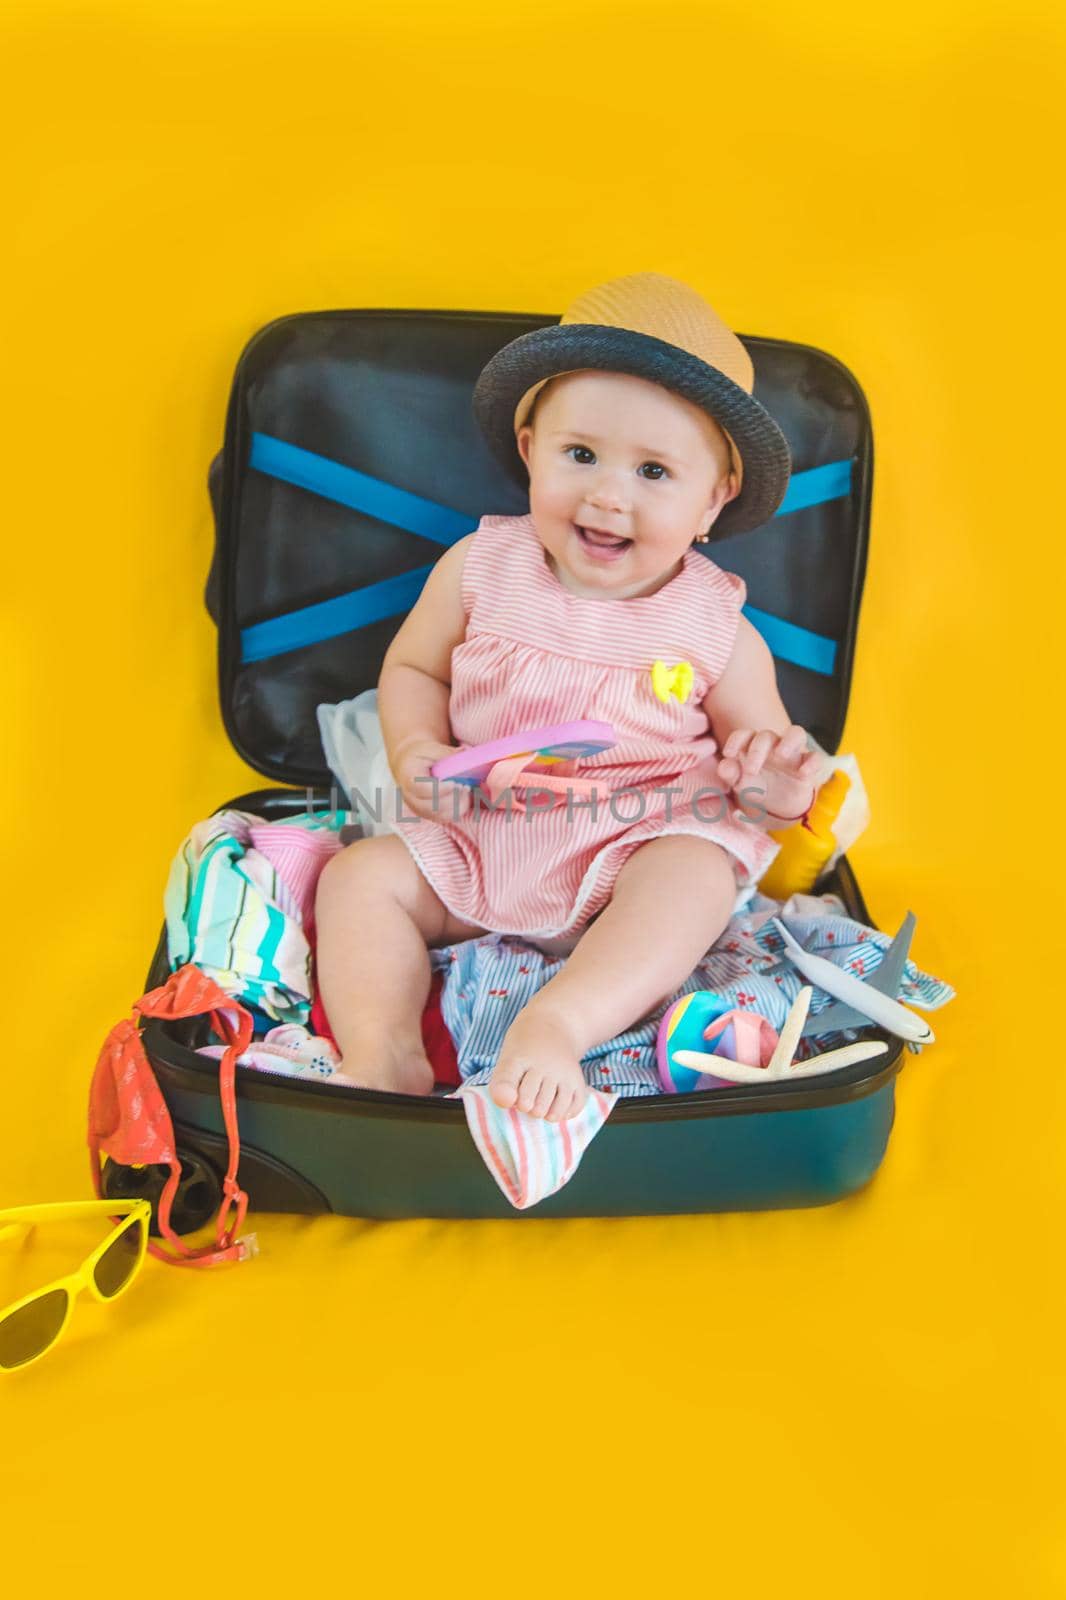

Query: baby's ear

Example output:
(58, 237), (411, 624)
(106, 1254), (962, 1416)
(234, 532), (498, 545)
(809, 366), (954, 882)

(516, 425), (534, 468)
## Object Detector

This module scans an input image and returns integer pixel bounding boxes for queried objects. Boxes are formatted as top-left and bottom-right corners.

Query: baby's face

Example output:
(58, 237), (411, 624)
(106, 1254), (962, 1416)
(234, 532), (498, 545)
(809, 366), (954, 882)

(515, 370), (739, 600)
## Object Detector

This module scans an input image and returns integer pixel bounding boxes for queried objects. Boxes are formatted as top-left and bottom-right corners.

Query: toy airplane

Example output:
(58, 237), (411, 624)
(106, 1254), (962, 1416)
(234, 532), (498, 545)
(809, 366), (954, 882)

(673, 986), (889, 1084)
(771, 911), (935, 1047)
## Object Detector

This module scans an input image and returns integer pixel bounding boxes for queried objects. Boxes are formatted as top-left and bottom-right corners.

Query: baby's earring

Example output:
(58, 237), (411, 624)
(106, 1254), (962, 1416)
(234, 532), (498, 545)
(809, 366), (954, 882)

(693, 532), (710, 545)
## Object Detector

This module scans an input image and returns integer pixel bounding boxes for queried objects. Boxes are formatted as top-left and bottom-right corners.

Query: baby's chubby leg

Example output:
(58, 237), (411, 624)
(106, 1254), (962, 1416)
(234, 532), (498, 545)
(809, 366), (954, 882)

(314, 834), (484, 1094)
(489, 836), (739, 1121)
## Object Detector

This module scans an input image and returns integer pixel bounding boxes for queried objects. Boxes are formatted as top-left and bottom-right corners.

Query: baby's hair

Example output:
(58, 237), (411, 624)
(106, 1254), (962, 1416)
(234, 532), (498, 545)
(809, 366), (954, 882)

(523, 379), (555, 428)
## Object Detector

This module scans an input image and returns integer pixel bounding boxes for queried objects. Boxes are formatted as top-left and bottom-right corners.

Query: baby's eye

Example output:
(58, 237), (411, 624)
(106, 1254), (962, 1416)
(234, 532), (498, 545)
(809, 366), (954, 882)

(564, 445), (670, 479)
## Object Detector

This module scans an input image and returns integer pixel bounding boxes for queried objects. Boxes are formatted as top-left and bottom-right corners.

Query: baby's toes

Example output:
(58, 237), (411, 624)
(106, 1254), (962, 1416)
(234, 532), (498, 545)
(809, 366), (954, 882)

(545, 1085), (575, 1123)
(528, 1072), (563, 1120)
(570, 1079), (590, 1118)
(547, 1079), (589, 1122)
(489, 1055), (524, 1109)
(516, 1066), (548, 1115)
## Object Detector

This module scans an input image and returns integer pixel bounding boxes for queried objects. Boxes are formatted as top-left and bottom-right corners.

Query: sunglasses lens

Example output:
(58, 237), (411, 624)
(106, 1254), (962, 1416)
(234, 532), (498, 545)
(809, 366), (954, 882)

(0, 1288), (69, 1369)
(93, 1214), (145, 1299)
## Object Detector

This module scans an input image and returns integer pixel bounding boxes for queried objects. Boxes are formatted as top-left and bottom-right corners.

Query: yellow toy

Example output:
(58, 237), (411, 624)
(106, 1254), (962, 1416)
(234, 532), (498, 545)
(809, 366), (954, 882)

(758, 769), (851, 901)
(650, 659), (694, 704)
(0, 1198), (150, 1371)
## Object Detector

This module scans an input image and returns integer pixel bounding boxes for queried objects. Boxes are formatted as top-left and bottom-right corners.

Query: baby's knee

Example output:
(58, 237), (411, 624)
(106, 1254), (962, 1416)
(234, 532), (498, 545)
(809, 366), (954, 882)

(619, 834), (737, 903)
(315, 832), (410, 909)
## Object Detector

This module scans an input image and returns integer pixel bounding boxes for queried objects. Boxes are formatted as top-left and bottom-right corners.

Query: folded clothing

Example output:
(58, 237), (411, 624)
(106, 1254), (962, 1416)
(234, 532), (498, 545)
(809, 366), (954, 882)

(166, 802), (461, 1083)
(164, 808), (343, 1025)
(247, 819), (343, 942)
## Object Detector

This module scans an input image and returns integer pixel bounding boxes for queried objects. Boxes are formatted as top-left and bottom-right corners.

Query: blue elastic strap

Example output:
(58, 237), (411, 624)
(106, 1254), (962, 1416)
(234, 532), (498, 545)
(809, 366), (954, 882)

(742, 605), (837, 677)
(241, 565), (436, 664)
(249, 433), (473, 546)
(774, 457), (852, 517)
(239, 433), (851, 673)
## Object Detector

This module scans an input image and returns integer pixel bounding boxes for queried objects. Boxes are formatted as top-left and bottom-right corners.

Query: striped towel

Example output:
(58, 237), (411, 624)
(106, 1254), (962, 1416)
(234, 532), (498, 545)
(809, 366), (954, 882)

(453, 1084), (618, 1209)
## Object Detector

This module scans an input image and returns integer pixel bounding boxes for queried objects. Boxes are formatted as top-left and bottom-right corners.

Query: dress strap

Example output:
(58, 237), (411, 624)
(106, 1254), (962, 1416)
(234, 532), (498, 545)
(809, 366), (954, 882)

(460, 514), (552, 623)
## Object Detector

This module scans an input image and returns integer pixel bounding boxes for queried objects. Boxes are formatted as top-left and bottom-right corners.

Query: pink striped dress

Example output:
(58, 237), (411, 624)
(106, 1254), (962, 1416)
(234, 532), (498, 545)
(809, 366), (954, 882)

(391, 513), (780, 938)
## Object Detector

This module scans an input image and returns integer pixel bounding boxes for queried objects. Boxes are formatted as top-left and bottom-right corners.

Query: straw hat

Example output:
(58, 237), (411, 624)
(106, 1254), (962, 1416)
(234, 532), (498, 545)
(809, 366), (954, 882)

(472, 272), (791, 538)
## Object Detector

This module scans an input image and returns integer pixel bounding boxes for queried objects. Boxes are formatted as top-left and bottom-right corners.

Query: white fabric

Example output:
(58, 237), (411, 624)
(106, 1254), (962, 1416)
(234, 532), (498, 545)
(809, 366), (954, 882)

(317, 690), (399, 839)
(805, 739), (871, 867)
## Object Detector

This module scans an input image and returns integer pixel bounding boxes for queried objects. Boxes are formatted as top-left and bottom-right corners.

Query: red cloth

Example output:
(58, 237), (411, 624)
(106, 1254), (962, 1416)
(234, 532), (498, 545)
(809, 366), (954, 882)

(309, 967), (460, 1088)
(88, 963), (253, 1266)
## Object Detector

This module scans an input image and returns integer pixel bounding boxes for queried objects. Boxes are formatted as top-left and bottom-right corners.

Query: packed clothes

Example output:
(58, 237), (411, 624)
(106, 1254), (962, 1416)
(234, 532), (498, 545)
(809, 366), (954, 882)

(169, 807), (954, 1210)
(429, 890), (955, 1098)
(165, 809), (342, 1025)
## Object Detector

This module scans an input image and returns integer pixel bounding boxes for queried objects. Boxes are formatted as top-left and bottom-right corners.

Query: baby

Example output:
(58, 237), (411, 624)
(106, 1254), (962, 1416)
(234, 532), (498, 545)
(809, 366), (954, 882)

(314, 272), (820, 1120)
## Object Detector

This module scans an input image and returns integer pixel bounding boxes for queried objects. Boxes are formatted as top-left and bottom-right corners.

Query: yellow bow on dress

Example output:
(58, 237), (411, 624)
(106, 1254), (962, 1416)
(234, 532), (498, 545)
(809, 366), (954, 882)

(650, 659), (694, 704)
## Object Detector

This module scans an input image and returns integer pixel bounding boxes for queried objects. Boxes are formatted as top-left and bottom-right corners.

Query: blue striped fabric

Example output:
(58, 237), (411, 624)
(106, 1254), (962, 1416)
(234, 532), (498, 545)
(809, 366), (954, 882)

(430, 899), (955, 1097)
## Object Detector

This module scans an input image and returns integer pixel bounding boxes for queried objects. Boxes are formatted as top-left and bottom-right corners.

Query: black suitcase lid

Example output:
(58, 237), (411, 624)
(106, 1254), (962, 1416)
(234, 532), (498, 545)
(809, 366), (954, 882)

(206, 307), (873, 787)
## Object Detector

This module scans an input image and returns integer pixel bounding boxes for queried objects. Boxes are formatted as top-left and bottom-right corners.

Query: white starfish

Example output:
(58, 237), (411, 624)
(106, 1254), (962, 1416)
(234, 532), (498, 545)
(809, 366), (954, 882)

(672, 986), (889, 1084)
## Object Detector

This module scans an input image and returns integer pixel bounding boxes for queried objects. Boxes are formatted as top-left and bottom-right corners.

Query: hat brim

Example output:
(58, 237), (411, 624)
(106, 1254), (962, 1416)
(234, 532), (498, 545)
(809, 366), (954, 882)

(472, 323), (792, 539)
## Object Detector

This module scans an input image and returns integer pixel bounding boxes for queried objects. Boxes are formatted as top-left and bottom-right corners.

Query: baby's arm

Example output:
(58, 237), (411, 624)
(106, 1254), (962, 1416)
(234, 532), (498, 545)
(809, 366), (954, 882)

(702, 616), (821, 824)
(378, 533), (474, 820)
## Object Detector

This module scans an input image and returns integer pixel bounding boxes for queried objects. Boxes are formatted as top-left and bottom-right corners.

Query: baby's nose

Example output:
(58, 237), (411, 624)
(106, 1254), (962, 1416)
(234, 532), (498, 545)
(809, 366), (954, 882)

(587, 474), (628, 510)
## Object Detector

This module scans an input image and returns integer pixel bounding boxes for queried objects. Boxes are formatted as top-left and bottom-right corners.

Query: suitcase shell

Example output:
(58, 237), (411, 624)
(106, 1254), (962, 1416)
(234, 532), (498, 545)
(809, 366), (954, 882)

(103, 303), (899, 1225)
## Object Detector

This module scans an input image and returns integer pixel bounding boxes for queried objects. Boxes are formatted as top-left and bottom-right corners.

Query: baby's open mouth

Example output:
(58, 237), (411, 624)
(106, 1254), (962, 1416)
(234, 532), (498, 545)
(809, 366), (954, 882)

(575, 524), (632, 558)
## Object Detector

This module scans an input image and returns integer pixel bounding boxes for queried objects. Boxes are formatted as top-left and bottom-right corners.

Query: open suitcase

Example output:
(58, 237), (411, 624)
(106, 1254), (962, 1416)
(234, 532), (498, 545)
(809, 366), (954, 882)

(98, 301), (898, 1227)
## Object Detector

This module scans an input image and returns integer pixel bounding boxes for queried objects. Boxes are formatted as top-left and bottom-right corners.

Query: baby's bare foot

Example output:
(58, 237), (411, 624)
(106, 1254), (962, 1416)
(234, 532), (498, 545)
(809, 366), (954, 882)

(490, 1009), (588, 1121)
(335, 1030), (435, 1097)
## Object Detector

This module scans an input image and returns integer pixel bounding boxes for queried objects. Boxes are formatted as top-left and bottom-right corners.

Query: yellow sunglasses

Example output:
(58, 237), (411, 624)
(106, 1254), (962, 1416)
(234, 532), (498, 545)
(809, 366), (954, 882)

(0, 1198), (151, 1371)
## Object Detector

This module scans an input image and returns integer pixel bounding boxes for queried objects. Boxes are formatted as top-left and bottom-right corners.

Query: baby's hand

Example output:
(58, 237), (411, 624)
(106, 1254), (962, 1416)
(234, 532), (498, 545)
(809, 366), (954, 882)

(392, 740), (474, 823)
(715, 725), (821, 824)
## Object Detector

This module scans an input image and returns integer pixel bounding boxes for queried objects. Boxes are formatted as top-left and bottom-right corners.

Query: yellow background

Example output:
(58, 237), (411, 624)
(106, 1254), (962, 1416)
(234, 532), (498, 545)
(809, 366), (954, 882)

(3, 0), (1064, 1592)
